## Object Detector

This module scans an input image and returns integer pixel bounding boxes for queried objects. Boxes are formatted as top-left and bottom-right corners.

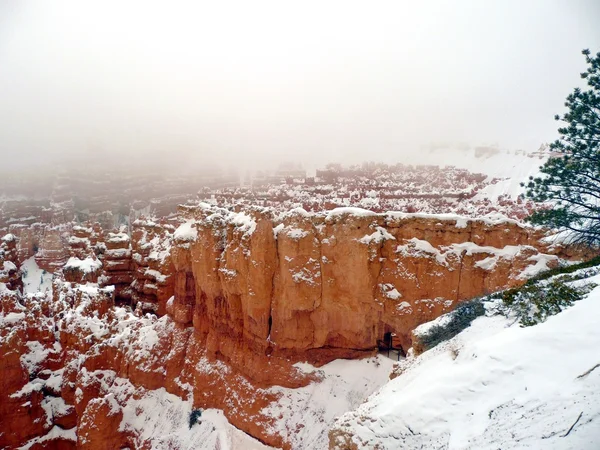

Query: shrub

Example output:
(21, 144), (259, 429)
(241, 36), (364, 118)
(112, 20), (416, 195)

(412, 258), (600, 355)
(413, 299), (485, 354)
(527, 255), (600, 283)
(188, 409), (202, 429)
(500, 278), (595, 327)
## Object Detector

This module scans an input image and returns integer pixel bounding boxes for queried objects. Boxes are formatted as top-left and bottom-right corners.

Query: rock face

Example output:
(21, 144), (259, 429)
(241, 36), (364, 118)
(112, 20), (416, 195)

(67, 224), (99, 259)
(10, 223), (45, 264)
(0, 274), (312, 449)
(171, 205), (556, 361)
(130, 219), (175, 315)
(35, 228), (69, 272)
(0, 234), (21, 291)
(0, 206), (577, 449)
(99, 231), (134, 304)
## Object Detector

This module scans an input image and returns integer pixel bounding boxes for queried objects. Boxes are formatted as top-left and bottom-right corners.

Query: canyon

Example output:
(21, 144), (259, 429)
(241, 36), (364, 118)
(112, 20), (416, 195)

(2, 151), (592, 449)
(0, 197), (581, 449)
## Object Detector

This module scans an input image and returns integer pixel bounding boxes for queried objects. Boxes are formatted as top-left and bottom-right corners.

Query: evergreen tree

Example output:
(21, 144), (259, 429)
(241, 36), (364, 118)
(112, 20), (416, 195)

(524, 49), (600, 245)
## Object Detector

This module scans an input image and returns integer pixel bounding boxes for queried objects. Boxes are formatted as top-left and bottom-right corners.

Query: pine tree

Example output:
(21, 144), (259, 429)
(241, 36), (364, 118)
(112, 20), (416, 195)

(524, 49), (600, 245)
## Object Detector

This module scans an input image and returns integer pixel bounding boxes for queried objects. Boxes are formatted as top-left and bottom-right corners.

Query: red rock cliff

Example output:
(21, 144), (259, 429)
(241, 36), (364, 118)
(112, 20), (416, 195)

(0, 206), (571, 449)
(169, 205), (556, 364)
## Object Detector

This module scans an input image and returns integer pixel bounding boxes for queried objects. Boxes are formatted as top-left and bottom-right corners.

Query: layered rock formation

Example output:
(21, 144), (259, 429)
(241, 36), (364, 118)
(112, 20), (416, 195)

(99, 231), (134, 304)
(35, 228), (69, 272)
(0, 234), (21, 291)
(0, 275), (313, 449)
(0, 205), (579, 449)
(170, 205), (556, 360)
(67, 224), (99, 259)
(9, 223), (45, 264)
(130, 219), (175, 315)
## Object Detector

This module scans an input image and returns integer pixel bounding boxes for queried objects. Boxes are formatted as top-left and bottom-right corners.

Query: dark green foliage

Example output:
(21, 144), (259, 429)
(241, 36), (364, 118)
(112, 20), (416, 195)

(523, 49), (600, 245)
(188, 409), (202, 429)
(486, 256), (600, 301)
(415, 300), (485, 351)
(492, 257), (600, 326)
(527, 255), (600, 282)
(487, 255), (600, 299)
(500, 279), (594, 327)
(416, 259), (600, 352)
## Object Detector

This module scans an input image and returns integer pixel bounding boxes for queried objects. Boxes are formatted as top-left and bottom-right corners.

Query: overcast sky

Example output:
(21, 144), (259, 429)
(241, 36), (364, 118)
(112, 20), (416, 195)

(0, 0), (598, 171)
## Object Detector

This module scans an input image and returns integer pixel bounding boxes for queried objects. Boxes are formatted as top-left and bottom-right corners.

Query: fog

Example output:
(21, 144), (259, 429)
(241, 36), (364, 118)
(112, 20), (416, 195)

(0, 0), (598, 172)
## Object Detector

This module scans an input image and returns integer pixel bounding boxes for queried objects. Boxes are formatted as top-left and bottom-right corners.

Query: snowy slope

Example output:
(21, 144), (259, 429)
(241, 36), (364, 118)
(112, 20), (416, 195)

(21, 256), (53, 295)
(261, 356), (395, 449)
(116, 355), (391, 450)
(428, 146), (548, 199)
(117, 387), (273, 450)
(331, 275), (600, 449)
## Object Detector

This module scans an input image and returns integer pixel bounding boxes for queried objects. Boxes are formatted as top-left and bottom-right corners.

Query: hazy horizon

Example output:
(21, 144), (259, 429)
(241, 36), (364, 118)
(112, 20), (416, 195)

(1, 0), (599, 172)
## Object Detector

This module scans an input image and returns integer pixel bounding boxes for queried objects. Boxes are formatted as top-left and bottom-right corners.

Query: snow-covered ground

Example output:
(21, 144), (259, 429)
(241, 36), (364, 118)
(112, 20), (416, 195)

(424, 146), (546, 202)
(51, 354), (393, 450)
(117, 386), (273, 450)
(331, 274), (600, 449)
(261, 356), (396, 449)
(17, 426), (76, 450)
(447, 147), (547, 199)
(21, 256), (53, 295)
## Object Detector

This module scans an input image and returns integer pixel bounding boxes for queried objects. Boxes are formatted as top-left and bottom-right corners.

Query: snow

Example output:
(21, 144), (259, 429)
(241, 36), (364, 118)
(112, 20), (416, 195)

(397, 301), (412, 313)
(396, 238), (448, 265)
(280, 207), (311, 218)
(422, 146), (548, 199)
(286, 227), (310, 240)
(21, 256), (53, 295)
(3, 260), (17, 271)
(10, 379), (44, 399)
(17, 425), (76, 450)
(68, 235), (90, 245)
(2, 233), (16, 242)
(45, 368), (64, 393)
(72, 225), (92, 233)
(326, 207), (378, 219)
(412, 310), (455, 337)
(57, 285), (113, 341)
(106, 231), (130, 244)
(518, 253), (560, 279)
(64, 256), (102, 273)
(261, 355), (395, 449)
(358, 196), (380, 209)
(219, 268), (238, 278)
(116, 384), (273, 450)
(358, 226), (396, 245)
(395, 239), (556, 278)
(332, 278), (600, 449)
(385, 288), (402, 300)
(105, 248), (132, 258)
(173, 221), (198, 242)
(41, 395), (72, 427)
(454, 217), (469, 229)
(380, 283), (402, 300)
(475, 256), (500, 271)
(144, 268), (168, 283)
(1, 311), (25, 325)
(273, 223), (285, 238)
(19, 341), (53, 374)
(385, 211), (526, 228)
(291, 267), (319, 285)
(230, 211), (258, 235)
